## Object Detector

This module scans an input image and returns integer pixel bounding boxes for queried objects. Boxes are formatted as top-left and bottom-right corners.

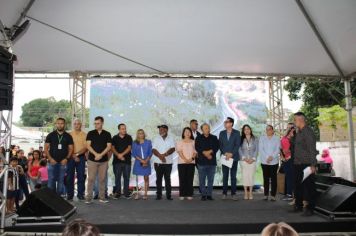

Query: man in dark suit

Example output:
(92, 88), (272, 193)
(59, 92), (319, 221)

(190, 119), (201, 140)
(219, 117), (241, 200)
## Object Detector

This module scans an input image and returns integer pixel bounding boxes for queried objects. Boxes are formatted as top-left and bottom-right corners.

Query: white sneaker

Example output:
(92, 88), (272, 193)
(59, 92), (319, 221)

(222, 194), (227, 200)
(85, 199), (93, 204)
(232, 195), (238, 201)
(99, 199), (109, 203)
(179, 197), (185, 200)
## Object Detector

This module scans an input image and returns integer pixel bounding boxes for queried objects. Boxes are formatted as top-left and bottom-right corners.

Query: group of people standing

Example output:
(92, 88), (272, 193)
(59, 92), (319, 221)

(41, 111), (317, 216)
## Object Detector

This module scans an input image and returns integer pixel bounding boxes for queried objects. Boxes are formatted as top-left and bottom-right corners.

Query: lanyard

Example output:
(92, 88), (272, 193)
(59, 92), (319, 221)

(57, 134), (63, 144)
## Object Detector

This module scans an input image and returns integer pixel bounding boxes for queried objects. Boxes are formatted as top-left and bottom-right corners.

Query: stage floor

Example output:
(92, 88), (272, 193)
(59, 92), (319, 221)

(6, 191), (356, 234)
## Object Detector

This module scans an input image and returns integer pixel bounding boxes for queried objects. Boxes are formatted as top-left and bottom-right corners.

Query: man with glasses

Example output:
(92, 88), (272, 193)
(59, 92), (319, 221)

(219, 117), (241, 200)
(85, 116), (112, 204)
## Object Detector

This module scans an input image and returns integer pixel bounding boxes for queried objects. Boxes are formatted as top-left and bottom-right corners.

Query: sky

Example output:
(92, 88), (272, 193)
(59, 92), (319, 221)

(12, 78), (302, 123)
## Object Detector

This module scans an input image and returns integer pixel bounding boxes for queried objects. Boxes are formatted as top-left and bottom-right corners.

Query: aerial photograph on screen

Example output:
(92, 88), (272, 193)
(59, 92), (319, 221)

(90, 78), (268, 187)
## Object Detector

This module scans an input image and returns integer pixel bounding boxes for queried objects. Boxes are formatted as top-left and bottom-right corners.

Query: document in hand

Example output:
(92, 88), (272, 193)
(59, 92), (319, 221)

(302, 166), (312, 182)
(221, 155), (234, 168)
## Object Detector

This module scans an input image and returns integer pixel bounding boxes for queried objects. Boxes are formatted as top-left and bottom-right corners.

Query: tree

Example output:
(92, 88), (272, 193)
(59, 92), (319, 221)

(284, 79), (356, 140)
(20, 97), (72, 128)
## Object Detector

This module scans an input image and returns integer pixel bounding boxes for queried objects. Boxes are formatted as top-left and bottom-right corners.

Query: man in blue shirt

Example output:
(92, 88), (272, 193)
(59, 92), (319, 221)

(219, 117), (241, 200)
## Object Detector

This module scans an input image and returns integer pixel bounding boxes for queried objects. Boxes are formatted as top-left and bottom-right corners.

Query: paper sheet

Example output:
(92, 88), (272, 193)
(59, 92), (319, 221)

(221, 155), (234, 168)
(302, 166), (312, 182)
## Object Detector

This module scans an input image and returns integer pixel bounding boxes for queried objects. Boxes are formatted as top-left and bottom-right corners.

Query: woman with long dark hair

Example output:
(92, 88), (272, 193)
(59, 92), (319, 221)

(239, 124), (258, 200)
(27, 150), (41, 191)
(176, 127), (197, 200)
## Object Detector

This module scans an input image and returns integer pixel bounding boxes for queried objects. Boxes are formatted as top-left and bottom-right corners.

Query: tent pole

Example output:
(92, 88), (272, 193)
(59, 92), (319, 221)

(344, 78), (355, 181)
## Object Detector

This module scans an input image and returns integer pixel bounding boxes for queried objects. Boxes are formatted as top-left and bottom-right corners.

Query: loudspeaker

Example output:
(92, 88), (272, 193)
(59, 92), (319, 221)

(17, 187), (76, 218)
(316, 184), (356, 213)
(0, 46), (14, 110)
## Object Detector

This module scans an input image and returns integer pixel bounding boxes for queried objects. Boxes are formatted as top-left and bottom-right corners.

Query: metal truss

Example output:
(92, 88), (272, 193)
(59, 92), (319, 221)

(0, 111), (13, 232)
(268, 77), (285, 135)
(70, 71), (87, 128)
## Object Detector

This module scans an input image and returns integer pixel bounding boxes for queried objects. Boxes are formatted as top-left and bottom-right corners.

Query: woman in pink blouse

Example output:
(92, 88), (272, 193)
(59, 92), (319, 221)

(176, 127), (197, 200)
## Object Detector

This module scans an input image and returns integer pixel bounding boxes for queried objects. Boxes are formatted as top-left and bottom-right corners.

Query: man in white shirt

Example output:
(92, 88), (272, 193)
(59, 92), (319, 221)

(258, 125), (281, 201)
(152, 125), (175, 200)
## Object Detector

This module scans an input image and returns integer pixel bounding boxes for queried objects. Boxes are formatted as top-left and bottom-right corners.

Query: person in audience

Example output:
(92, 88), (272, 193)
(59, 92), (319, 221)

(261, 222), (299, 236)
(7, 157), (20, 214)
(16, 149), (30, 199)
(85, 116), (112, 204)
(67, 118), (87, 201)
(281, 126), (296, 201)
(12, 157), (25, 210)
(176, 127), (197, 200)
(219, 117), (241, 200)
(16, 150), (28, 174)
(62, 219), (100, 236)
(319, 148), (335, 176)
(292, 112), (318, 216)
(28, 150), (41, 191)
(111, 123), (133, 199)
(45, 118), (74, 195)
(152, 125), (175, 200)
(239, 124), (258, 200)
(195, 123), (219, 201)
(259, 125), (280, 201)
(132, 129), (152, 200)
(190, 119), (201, 139)
(37, 159), (48, 188)
(320, 148), (333, 165)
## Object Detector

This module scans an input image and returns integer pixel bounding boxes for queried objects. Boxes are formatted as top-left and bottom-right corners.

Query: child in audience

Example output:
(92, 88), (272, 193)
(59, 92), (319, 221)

(37, 159), (48, 187)
(7, 157), (20, 214)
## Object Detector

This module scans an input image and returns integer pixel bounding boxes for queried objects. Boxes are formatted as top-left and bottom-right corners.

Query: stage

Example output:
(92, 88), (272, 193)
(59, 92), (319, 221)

(5, 191), (356, 235)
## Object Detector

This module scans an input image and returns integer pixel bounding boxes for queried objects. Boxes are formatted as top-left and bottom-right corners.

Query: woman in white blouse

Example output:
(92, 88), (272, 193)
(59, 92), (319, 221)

(239, 124), (258, 200)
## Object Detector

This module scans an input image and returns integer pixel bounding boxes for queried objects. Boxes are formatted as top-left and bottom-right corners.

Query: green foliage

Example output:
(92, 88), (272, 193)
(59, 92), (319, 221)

(284, 79), (356, 140)
(20, 97), (90, 129)
(21, 97), (71, 128)
(316, 105), (348, 130)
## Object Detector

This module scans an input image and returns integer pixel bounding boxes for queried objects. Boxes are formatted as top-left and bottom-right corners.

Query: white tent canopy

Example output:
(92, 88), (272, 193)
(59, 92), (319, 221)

(1, 0), (356, 76)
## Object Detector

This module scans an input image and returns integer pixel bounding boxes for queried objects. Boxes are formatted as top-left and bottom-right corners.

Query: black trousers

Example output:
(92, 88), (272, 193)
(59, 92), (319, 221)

(294, 164), (316, 210)
(178, 164), (195, 197)
(154, 163), (172, 198)
(261, 164), (279, 197)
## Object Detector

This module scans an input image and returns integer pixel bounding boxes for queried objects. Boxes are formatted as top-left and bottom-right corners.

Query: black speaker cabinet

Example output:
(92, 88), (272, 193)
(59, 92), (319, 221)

(316, 184), (356, 220)
(15, 187), (76, 225)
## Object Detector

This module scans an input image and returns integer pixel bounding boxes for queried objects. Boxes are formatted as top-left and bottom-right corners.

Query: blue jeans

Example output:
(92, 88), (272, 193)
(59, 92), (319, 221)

(94, 171), (108, 196)
(48, 162), (66, 195)
(114, 162), (131, 196)
(112, 162), (118, 193)
(66, 155), (86, 198)
(222, 160), (238, 195)
(283, 159), (294, 195)
(197, 165), (216, 197)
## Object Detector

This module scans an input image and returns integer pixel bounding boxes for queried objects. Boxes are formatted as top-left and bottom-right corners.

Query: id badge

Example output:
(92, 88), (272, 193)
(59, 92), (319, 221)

(58, 144), (62, 150)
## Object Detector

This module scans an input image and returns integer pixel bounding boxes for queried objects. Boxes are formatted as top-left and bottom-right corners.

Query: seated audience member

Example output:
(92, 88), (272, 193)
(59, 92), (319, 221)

(320, 148), (333, 165)
(261, 222), (299, 236)
(62, 219), (100, 236)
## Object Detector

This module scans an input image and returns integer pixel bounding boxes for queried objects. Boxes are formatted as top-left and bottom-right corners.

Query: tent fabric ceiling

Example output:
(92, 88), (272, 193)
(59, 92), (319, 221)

(1, 0), (356, 76)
